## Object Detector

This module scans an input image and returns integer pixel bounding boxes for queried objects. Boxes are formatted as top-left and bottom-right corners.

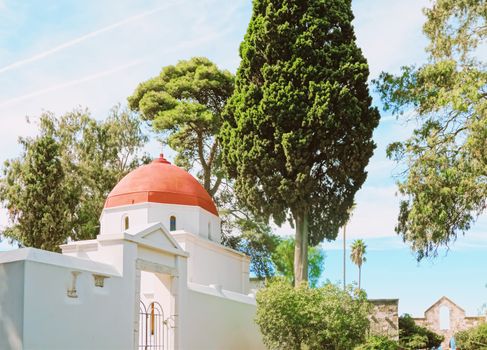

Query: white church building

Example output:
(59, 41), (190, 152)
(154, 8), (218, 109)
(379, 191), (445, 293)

(0, 154), (265, 350)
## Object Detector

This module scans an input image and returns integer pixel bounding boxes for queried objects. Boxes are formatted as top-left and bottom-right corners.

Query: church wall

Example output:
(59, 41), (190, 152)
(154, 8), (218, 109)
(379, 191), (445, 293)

(174, 232), (250, 294)
(101, 202), (221, 242)
(148, 203), (200, 237)
(197, 207), (221, 242)
(137, 246), (178, 270)
(21, 260), (135, 350)
(147, 203), (220, 242)
(184, 286), (265, 350)
(190, 244), (247, 293)
(0, 261), (24, 350)
(100, 204), (149, 235)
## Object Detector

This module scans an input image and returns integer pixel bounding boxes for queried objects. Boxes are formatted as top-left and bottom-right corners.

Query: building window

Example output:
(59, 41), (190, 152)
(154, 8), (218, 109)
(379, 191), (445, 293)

(122, 215), (129, 230)
(440, 306), (450, 330)
(170, 216), (176, 231)
(207, 222), (211, 239)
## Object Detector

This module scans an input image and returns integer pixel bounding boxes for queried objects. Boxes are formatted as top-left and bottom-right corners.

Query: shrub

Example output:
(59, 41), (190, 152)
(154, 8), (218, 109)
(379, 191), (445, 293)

(255, 279), (371, 350)
(354, 335), (399, 350)
(455, 322), (487, 350)
(398, 314), (443, 349)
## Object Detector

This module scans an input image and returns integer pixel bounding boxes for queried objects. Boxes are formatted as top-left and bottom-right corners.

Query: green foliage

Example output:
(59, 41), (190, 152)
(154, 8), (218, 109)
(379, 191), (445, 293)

(271, 237), (325, 287)
(0, 107), (148, 251)
(350, 239), (367, 289)
(374, 0), (487, 259)
(455, 322), (487, 350)
(354, 336), (399, 350)
(223, 217), (280, 278)
(255, 280), (371, 350)
(128, 57), (234, 196)
(398, 314), (444, 349)
(0, 135), (77, 251)
(220, 0), (379, 283)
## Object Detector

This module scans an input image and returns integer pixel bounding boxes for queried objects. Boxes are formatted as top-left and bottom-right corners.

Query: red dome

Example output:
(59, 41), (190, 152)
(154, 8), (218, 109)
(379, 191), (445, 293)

(104, 154), (218, 216)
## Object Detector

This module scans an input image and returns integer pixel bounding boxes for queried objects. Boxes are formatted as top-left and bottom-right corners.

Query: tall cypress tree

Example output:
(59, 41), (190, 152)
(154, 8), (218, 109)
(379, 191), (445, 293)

(0, 135), (78, 251)
(220, 0), (379, 285)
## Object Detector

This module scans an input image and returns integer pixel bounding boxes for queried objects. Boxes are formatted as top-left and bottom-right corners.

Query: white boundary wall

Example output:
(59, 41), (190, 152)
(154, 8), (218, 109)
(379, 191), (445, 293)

(182, 283), (265, 350)
(0, 248), (134, 350)
(0, 261), (24, 350)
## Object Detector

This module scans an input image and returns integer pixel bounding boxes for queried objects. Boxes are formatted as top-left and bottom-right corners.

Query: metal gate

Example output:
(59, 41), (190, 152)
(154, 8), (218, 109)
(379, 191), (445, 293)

(139, 301), (168, 350)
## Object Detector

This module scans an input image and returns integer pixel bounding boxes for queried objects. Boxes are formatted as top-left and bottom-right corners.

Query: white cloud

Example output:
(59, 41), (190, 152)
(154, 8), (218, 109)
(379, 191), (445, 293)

(352, 0), (429, 78)
(0, 60), (145, 108)
(272, 186), (400, 240)
(0, 3), (177, 76)
(347, 185), (400, 238)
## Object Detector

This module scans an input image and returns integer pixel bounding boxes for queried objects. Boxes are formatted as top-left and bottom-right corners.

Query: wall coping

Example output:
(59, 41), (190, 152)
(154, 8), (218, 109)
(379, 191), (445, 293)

(0, 247), (120, 276)
(188, 281), (256, 305)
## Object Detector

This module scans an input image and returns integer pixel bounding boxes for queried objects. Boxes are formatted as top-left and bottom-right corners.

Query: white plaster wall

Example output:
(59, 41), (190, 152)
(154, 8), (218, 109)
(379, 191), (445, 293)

(183, 285), (265, 350)
(190, 244), (246, 292)
(62, 239), (132, 277)
(100, 204), (149, 235)
(0, 261), (24, 350)
(197, 208), (221, 242)
(138, 247), (177, 270)
(21, 260), (136, 350)
(174, 233), (250, 294)
(100, 203), (221, 242)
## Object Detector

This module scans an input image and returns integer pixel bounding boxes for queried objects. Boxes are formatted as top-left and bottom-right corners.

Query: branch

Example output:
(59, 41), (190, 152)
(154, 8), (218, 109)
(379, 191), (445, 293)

(210, 175), (223, 197)
(208, 138), (219, 169)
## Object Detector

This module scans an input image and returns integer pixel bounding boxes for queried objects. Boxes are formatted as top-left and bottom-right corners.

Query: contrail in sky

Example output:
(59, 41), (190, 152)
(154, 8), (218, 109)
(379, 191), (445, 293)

(0, 3), (176, 75)
(0, 60), (144, 108)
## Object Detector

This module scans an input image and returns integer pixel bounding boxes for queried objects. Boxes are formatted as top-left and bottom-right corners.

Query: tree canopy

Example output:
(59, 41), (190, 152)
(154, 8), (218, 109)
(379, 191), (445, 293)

(0, 107), (148, 251)
(375, 0), (486, 259)
(354, 336), (399, 350)
(455, 322), (487, 350)
(221, 0), (379, 284)
(128, 57), (234, 197)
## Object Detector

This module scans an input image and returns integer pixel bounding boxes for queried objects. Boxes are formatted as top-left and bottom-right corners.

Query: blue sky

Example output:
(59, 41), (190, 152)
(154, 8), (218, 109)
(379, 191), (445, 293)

(0, 0), (485, 316)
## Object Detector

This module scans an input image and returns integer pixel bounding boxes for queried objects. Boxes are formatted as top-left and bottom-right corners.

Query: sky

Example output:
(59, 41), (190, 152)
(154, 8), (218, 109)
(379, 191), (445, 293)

(0, 0), (485, 316)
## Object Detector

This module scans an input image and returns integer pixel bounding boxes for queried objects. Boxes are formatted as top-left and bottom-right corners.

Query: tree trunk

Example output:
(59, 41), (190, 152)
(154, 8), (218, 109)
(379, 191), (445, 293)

(343, 224), (346, 290)
(358, 265), (361, 290)
(294, 210), (309, 286)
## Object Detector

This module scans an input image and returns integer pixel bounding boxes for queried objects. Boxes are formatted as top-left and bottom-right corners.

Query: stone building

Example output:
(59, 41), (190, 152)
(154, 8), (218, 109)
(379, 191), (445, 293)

(369, 299), (399, 340)
(413, 296), (486, 349)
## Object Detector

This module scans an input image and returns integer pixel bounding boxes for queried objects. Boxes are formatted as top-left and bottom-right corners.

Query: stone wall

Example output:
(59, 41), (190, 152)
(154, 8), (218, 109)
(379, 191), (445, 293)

(369, 299), (399, 340)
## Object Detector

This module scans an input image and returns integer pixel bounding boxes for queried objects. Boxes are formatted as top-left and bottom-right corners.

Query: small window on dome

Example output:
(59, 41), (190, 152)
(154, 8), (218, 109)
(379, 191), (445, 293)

(170, 216), (176, 231)
(123, 215), (129, 230)
(207, 222), (211, 239)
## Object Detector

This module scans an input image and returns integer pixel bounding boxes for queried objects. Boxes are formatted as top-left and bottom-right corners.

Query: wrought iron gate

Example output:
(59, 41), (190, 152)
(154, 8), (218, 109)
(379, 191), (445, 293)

(139, 301), (168, 349)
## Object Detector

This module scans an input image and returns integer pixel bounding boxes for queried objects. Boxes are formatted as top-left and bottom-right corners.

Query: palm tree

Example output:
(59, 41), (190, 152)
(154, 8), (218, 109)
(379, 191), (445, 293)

(342, 203), (356, 290)
(350, 239), (367, 290)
